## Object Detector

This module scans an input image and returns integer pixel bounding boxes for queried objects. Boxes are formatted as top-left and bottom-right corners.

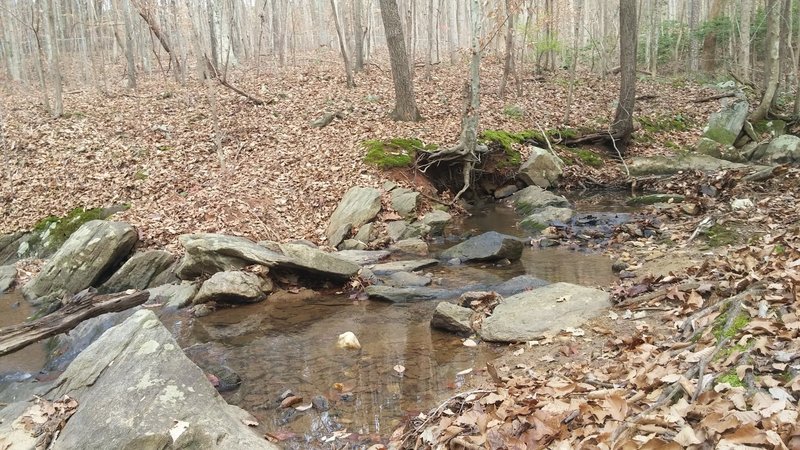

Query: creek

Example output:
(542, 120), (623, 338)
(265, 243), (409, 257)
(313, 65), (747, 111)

(0, 192), (631, 448)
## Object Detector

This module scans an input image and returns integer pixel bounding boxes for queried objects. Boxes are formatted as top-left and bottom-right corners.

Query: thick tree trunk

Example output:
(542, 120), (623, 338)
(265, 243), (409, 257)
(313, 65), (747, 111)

(45, 0), (63, 118)
(688, 0), (700, 72)
(354, 0), (365, 71)
(751, 0), (781, 121)
(702, 0), (726, 73)
(379, 0), (422, 121)
(611, 0), (637, 149)
(499, 0), (515, 99)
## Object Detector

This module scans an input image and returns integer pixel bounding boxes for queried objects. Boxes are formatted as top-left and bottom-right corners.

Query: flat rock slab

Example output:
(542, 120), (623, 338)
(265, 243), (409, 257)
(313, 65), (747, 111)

(326, 186), (382, 247)
(176, 233), (291, 279)
(480, 282), (611, 342)
(22, 220), (137, 305)
(279, 243), (360, 280)
(366, 285), (456, 303)
(370, 258), (439, 275)
(493, 275), (549, 296)
(334, 249), (391, 265)
(440, 231), (524, 262)
(27, 309), (277, 449)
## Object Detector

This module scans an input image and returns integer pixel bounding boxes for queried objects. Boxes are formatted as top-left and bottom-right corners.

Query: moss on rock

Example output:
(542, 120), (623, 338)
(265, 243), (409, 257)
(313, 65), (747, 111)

(363, 138), (437, 169)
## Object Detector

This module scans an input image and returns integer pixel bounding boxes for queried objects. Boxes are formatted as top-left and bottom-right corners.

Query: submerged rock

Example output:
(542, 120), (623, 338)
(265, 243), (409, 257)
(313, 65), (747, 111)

(326, 186), (382, 247)
(440, 231), (524, 263)
(366, 285), (456, 303)
(176, 233), (291, 279)
(337, 331), (361, 350)
(98, 250), (175, 294)
(431, 302), (474, 334)
(22, 221), (137, 306)
(5, 309), (278, 449)
(387, 271), (431, 287)
(194, 271), (269, 304)
(480, 282), (611, 342)
(509, 186), (570, 215)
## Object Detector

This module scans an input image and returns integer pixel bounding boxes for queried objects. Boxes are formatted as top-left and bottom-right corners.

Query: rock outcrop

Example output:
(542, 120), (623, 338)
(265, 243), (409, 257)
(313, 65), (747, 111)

(326, 186), (382, 247)
(749, 134), (800, 164)
(508, 185), (571, 216)
(280, 243), (360, 280)
(480, 282), (611, 342)
(175, 233), (291, 279)
(22, 221), (137, 305)
(98, 250), (175, 294)
(702, 99), (748, 146)
(440, 231), (524, 263)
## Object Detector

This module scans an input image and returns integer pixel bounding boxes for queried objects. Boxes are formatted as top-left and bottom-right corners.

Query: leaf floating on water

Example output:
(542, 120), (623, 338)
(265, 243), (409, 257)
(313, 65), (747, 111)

(393, 364), (406, 374)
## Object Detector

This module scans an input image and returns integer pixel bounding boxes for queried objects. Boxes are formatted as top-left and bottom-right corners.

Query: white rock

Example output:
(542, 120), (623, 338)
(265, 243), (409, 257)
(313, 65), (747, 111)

(337, 331), (361, 350)
(730, 198), (754, 210)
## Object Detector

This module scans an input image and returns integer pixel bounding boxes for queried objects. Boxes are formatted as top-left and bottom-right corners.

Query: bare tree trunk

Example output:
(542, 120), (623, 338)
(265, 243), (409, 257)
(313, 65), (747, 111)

(45, 0), (63, 118)
(612, 0), (637, 149)
(649, 0), (660, 76)
(424, 0), (433, 79)
(271, 0), (285, 66)
(133, 1), (181, 74)
(354, 0), (365, 71)
(118, 0), (137, 89)
(330, 0), (355, 87)
(702, 0), (725, 73)
(379, 0), (422, 121)
(499, 0), (515, 98)
(751, 0), (781, 121)
(688, 0), (700, 72)
(564, 0), (583, 123)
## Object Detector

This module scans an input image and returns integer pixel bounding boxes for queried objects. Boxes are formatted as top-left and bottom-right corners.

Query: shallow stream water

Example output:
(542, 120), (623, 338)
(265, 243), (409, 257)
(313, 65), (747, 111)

(0, 192), (630, 448)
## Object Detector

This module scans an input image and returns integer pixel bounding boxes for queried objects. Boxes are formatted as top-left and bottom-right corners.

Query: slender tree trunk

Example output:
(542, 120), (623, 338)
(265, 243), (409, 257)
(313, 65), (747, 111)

(702, 0), (726, 73)
(133, 1), (180, 74)
(564, 0), (583, 123)
(379, 0), (421, 121)
(649, 0), (660, 76)
(354, 0), (365, 71)
(330, 0), (355, 87)
(751, 0), (781, 121)
(45, 0), (63, 117)
(688, 0), (700, 72)
(118, 0), (137, 89)
(499, 0), (515, 98)
(612, 0), (637, 148)
(424, 0), (433, 79)
(271, 0), (284, 66)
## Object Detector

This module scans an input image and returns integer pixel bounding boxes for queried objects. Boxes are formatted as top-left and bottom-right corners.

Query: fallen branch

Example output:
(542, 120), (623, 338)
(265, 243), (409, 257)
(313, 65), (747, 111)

(0, 289), (148, 357)
(205, 56), (272, 106)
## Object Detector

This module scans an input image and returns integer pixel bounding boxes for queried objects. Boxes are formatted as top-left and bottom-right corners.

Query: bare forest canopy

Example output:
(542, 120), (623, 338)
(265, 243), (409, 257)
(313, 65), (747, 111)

(0, 0), (792, 104)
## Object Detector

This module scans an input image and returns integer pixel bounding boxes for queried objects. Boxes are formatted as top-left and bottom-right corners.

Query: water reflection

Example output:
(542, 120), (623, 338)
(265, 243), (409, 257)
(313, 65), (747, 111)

(0, 291), (47, 377)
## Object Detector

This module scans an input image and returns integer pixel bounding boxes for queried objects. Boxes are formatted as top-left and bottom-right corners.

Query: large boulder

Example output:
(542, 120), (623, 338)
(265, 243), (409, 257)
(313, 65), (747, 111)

(98, 250), (175, 294)
(22, 221), (137, 305)
(280, 243), (360, 280)
(480, 282), (611, 342)
(440, 231), (524, 263)
(431, 302), (474, 333)
(0, 309), (278, 449)
(0, 265), (15, 293)
(749, 134), (800, 164)
(326, 186), (382, 247)
(702, 99), (749, 146)
(391, 188), (419, 218)
(193, 271), (269, 304)
(175, 233), (291, 280)
(508, 186), (570, 215)
(518, 147), (563, 189)
(628, 154), (749, 176)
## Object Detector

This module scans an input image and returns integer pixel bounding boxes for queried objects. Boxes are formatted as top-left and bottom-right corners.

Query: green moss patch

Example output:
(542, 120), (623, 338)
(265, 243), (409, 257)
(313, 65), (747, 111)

(716, 370), (744, 388)
(712, 308), (750, 341)
(31, 207), (109, 249)
(569, 148), (603, 167)
(363, 138), (437, 169)
(707, 223), (737, 247)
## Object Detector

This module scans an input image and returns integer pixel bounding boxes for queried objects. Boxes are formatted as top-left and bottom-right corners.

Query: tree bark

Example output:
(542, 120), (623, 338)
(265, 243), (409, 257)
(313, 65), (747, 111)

(563, 0), (583, 123)
(354, 0), (365, 71)
(702, 0), (726, 73)
(738, 0), (752, 81)
(611, 0), (638, 149)
(688, 0), (700, 72)
(0, 290), (148, 357)
(330, 0), (355, 87)
(45, 0), (63, 118)
(379, 0), (422, 121)
(751, 0), (781, 121)
(499, 0), (515, 99)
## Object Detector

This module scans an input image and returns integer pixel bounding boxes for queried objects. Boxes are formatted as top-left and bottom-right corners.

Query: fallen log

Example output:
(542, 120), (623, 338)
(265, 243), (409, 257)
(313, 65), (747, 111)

(0, 289), (148, 357)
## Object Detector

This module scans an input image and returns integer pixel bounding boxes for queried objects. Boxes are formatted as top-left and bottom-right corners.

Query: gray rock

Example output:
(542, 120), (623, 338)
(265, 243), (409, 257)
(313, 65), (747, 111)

(98, 250), (175, 294)
(339, 239), (367, 250)
(147, 282), (199, 309)
(480, 282), (611, 342)
(703, 99), (748, 146)
(430, 302), (474, 333)
(176, 233), (291, 280)
(0, 265), (15, 293)
(29, 310), (277, 449)
(440, 231), (524, 263)
(22, 221), (137, 306)
(493, 275), (549, 296)
(695, 137), (745, 162)
(390, 238), (429, 256)
(749, 134), (800, 164)
(366, 285), (456, 303)
(353, 222), (375, 243)
(494, 185), (519, 199)
(193, 271), (268, 304)
(391, 188), (419, 218)
(386, 221), (408, 241)
(628, 154), (749, 176)
(520, 206), (575, 231)
(421, 210), (452, 236)
(370, 258), (439, 275)
(401, 221), (431, 240)
(279, 243), (360, 280)
(518, 147), (563, 188)
(326, 187), (382, 247)
(387, 271), (431, 287)
(509, 186), (570, 215)
(0, 231), (27, 265)
(334, 249), (391, 265)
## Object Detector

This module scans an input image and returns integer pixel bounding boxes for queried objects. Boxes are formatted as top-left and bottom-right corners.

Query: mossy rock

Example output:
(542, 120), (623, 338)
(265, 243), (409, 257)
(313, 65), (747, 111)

(363, 138), (437, 169)
(27, 206), (128, 257)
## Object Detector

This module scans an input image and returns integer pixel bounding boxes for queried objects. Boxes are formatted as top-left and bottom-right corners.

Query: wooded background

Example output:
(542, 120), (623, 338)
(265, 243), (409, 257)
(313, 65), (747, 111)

(0, 0), (794, 117)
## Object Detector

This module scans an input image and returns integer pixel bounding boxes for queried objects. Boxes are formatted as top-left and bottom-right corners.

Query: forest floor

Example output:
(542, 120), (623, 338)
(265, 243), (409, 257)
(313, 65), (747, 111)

(2, 55), (799, 448)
